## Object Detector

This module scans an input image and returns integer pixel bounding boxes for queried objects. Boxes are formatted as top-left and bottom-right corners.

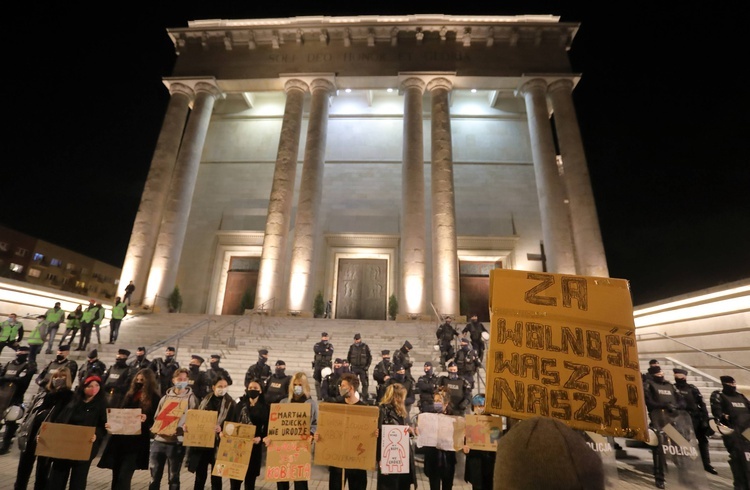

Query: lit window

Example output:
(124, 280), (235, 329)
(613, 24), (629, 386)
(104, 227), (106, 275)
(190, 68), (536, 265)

(16, 248), (28, 257)
(76, 281), (86, 288)
(66, 263), (75, 270)
(27, 268), (41, 278)
(33, 253), (44, 262)
(114, 278), (120, 285)
(10, 263), (23, 273)
(50, 258), (63, 267)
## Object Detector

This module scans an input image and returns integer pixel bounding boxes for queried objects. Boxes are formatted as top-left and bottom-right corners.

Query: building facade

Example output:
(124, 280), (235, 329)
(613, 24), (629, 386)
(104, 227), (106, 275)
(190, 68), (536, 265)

(120, 14), (608, 320)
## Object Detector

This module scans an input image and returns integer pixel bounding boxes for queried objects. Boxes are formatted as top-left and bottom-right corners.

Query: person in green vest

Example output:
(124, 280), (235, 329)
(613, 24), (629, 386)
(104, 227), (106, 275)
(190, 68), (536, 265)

(59, 304), (83, 347)
(43, 302), (66, 355)
(108, 297), (128, 345)
(75, 300), (98, 351)
(0, 313), (24, 357)
(27, 315), (48, 363)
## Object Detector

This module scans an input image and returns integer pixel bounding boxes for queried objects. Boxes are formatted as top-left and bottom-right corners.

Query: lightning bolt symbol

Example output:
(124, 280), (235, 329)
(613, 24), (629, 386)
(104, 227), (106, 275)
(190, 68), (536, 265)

(356, 443), (365, 456)
(155, 401), (180, 430)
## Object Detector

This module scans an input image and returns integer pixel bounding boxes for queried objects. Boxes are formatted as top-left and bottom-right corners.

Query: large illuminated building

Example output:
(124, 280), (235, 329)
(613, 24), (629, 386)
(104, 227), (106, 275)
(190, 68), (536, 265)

(120, 14), (608, 320)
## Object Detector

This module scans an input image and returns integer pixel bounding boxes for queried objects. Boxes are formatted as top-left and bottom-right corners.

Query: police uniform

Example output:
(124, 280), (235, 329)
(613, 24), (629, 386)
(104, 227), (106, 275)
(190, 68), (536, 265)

(416, 362), (440, 412)
(673, 367), (716, 474)
(312, 333), (333, 399)
(347, 333), (372, 401)
(392, 341), (414, 381)
(0, 346), (37, 454)
(436, 318), (459, 369)
(149, 347), (180, 395)
(245, 349), (271, 388)
(264, 360), (291, 404)
(454, 338), (481, 388)
(78, 349), (107, 386)
(35, 345), (78, 391)
(439, 364), (472, 416)
(188, 354), (210, 401)
(102, 348), (134, 408)
(372, 350), (393, 403)
(710, 375), (750, 489)
(207, 354), (233, 386)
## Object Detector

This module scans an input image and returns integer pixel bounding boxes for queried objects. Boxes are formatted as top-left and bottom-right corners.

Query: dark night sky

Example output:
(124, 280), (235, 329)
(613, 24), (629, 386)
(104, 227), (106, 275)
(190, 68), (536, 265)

(4, 3), (748, 306)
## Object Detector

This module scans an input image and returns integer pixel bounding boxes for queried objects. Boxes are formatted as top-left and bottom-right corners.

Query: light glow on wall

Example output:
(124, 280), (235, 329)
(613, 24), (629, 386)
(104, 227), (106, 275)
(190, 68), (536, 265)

(288, 272), (307, 312)
(633, 283), (750, 327)
(404, 275), (423, 313)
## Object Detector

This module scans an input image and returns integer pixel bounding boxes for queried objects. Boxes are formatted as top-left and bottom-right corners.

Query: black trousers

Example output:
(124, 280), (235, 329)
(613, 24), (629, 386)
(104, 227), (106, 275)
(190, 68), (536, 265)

(351, 367), (369, 400)
(328, 467), (368, 490)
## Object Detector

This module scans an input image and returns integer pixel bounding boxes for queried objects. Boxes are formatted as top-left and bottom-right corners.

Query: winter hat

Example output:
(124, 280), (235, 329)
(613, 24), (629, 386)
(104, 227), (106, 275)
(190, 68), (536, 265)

(494, 416), (604, 490)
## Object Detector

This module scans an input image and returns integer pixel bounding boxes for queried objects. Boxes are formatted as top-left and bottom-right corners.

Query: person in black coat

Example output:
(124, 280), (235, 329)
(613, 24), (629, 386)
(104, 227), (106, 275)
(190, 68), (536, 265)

(462, 394), (496, 490)
(97, 368), (162, 489)
(45, 374), (108, 490)
(376, 383), (416, 490)
(230, 379), (270, 490)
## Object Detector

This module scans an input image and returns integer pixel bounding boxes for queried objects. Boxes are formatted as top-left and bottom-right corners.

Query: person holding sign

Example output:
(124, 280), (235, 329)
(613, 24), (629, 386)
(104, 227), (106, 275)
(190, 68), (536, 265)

(186, 375), (237, 490)
(229, 379), (269, 489)
(377, 383), (416, 489)
(149, 367), (199, 490)
(45, 374), (108, 490)
(462, 394), (497, 490)
(98, 368), (161, 490)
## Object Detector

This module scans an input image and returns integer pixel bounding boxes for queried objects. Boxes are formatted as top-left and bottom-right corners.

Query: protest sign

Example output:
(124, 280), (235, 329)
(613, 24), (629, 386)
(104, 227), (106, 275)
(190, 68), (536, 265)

(487, 269), (648, 441)
(464, 415), (504, 451)
(314, 403), (378, 470)
(265, 403), (312, 482)
(107, 408), (142, 435)
(416, 413), (464, 451)
(212, 422), (256, 480)
(183, 409), (218, 448)
(380, 425), (410, 474)
(151, 399), (187, 435)
(36, 422), (94, 460)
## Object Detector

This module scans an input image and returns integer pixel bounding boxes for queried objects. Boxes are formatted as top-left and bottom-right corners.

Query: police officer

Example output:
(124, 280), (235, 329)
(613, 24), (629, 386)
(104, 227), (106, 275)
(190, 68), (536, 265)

(321, 358), (346, 403)
(372, 349), (393, 403)
(439, 361), (472, 416)
(108, 296), (127, 344)
(392, 340), (414, 381)
(35, 345), (78, 392)
(187, 354), (210, 401)
(149, 346), (180, 395)
(710, 375), (750, 490)
(436, 316), (459, 370)
(43, 302), (66, 354)
(101, 348), (134, 407)
(129, 346), (151, 372)
(347, 333), (372, 402)
(462, 314), (488, 362)
(77, 348), (107, 386)
(207, 353), (232, 386)
(0, 313), (24, 357)
(245, 348), (271, 388)
(643, 365), (686, 489)
(264, 360), (291, 404)
(384, 364), (416, 415)
(673, 368), (717, 474)
(0, 345), (37, 454)
(455, 337), (481, 388)
(312, 332), (334, 399)
(417, 361), (440, 413)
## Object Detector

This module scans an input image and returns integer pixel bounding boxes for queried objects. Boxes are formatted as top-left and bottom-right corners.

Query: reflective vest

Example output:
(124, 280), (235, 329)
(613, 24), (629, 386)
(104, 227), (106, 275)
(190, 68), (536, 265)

(92, 306), (105, 325)
(81, 306), (97, 323)
(28, 323), (46, 345)
(45, 308), (65, 325)
(0, 321), (22, 342)
(112, 302), (127, 320)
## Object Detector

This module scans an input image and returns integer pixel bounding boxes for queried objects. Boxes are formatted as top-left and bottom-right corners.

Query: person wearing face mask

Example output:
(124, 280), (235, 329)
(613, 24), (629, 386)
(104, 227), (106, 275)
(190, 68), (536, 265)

(462, 394), (498, 490)
(417, 387), (456, 489)
(461, 314), (488, 362)
(373, 349), (393, 404)
(35, 344), (78, 392)
(77, 348), (106, 387)
(13, 366), (73, 489)
(245, 348), (272, 389)
(229, 379), (268, 490)
(347, 333), (372, 403)
(438, 361), (472, 416)
(0, 313), (24, 357)
(265, 360), (292, 404)
(130, 346), (151, 372)
(455, 337), (481, 389)
(149, 367), (198, 490)
(710, 375), (750, 490)
(149, 346), (180, 395)
(377, 383), (416, 489)
(312, 333), (334, 399)
(188, 354), (210, 401)
(672, 368), (716, 474)
(271, 371), (318, 490)
(207, 353), (233, 387)
(102, 348), (135, 408)
(392, 340), (414, 381)
(45, 375), (108, 489)
(0, 345), (37, 455)
(98, 368), (161, 489)
(43, 301), (66, 355)
(417, 361), (440, 413)
(384, 364), (416, 416)
(186, 375), (237, 490)
(59, 304), (83, 347)
(321, 359), (346, 403)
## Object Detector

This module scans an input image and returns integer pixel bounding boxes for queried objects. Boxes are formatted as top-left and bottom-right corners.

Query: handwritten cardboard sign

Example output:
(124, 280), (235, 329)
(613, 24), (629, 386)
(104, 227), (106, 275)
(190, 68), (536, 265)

(314, 403), (378, 470)
(416, 413), (464, 451)
(212, 422), (256, 480)
(265, 403), (312, 482)
(487, 269), (649, 441)
(464, 415), (504, 451)
(183, 409), (218, 448)
(36, 422), (95, 460)
(151, 399), (188, 435)
(380, 425), (410, 474)
(106, 408), (142, 435)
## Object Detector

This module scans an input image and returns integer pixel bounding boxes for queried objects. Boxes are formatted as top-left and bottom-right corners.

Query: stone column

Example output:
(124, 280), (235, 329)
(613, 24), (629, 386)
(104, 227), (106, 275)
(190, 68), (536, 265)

(119, 83), (193, 305)
(520, 78), (576, 274)
(548, 79), (609, 277)
(427, 78), (460, 316)
(255, 80), (309, 311)
(401, 78), (427, 316)
(145, 82), (222, 308)
(287, 79), (335, 313)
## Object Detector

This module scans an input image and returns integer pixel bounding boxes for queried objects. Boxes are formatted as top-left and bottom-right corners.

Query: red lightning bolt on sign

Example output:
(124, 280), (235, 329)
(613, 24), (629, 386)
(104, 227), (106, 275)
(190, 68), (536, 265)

(155, 401), (180, 431)
(356, 443), (365, 456)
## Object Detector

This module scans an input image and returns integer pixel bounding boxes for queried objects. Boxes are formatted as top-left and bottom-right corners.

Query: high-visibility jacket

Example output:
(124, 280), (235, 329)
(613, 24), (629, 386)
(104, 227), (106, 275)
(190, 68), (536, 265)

(28, 322), (47, 345)
(92, 306), (105, 326)
(0, 320), (22, 342)
(45, 307), (65, 325)
(81, 306), (97, 323)
(112, 302), (127, 320)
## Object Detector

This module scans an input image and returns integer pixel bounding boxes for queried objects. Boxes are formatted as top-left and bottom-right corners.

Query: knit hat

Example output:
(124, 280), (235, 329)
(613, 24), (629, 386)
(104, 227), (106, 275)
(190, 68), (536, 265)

(494, 416), (604, 490)
(83, 375), (102, 386)
(647, 366), (661, 375)
(720, 375), (736, 384)
(673, 368), (688, 375)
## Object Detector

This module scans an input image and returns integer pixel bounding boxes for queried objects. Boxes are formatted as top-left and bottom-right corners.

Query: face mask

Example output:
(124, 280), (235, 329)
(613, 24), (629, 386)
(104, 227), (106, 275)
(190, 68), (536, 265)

(334, 366), (344, 375)
(293, 386), (304, 396)
(675, 378), (687, 386)
(433, 403), (443, 412)
(189, 365), (200, 372)
(462, 344), (469, 351)
(258, 357), (267, 364)
(393, 373), (405, 382)
(723, 385), (737, 395)
(56, 354), (65, 362)
(136, 355), (145, 361)
(247, 389), (261, 399)
(133, 382), (144, 391)
(52, 378), (66, 389)
(425, 368), (433, 376)
(116, 358), (127, 366)
(174, 381), (189, 390)
(383, 357), (390, 363)
(210, 361), (219, 368)
(275, 368), (285, 377)
(449, 373), (458, 379)
(165, 354), (174, 361)
(215, 388), (228, 397)
(339, 387), (350, 397)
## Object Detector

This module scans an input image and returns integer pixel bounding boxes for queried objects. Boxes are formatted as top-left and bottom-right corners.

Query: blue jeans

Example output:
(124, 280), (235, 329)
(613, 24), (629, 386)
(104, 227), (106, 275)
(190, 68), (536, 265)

(149, 441), (186, 490)
(45, 325), (59, 353)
